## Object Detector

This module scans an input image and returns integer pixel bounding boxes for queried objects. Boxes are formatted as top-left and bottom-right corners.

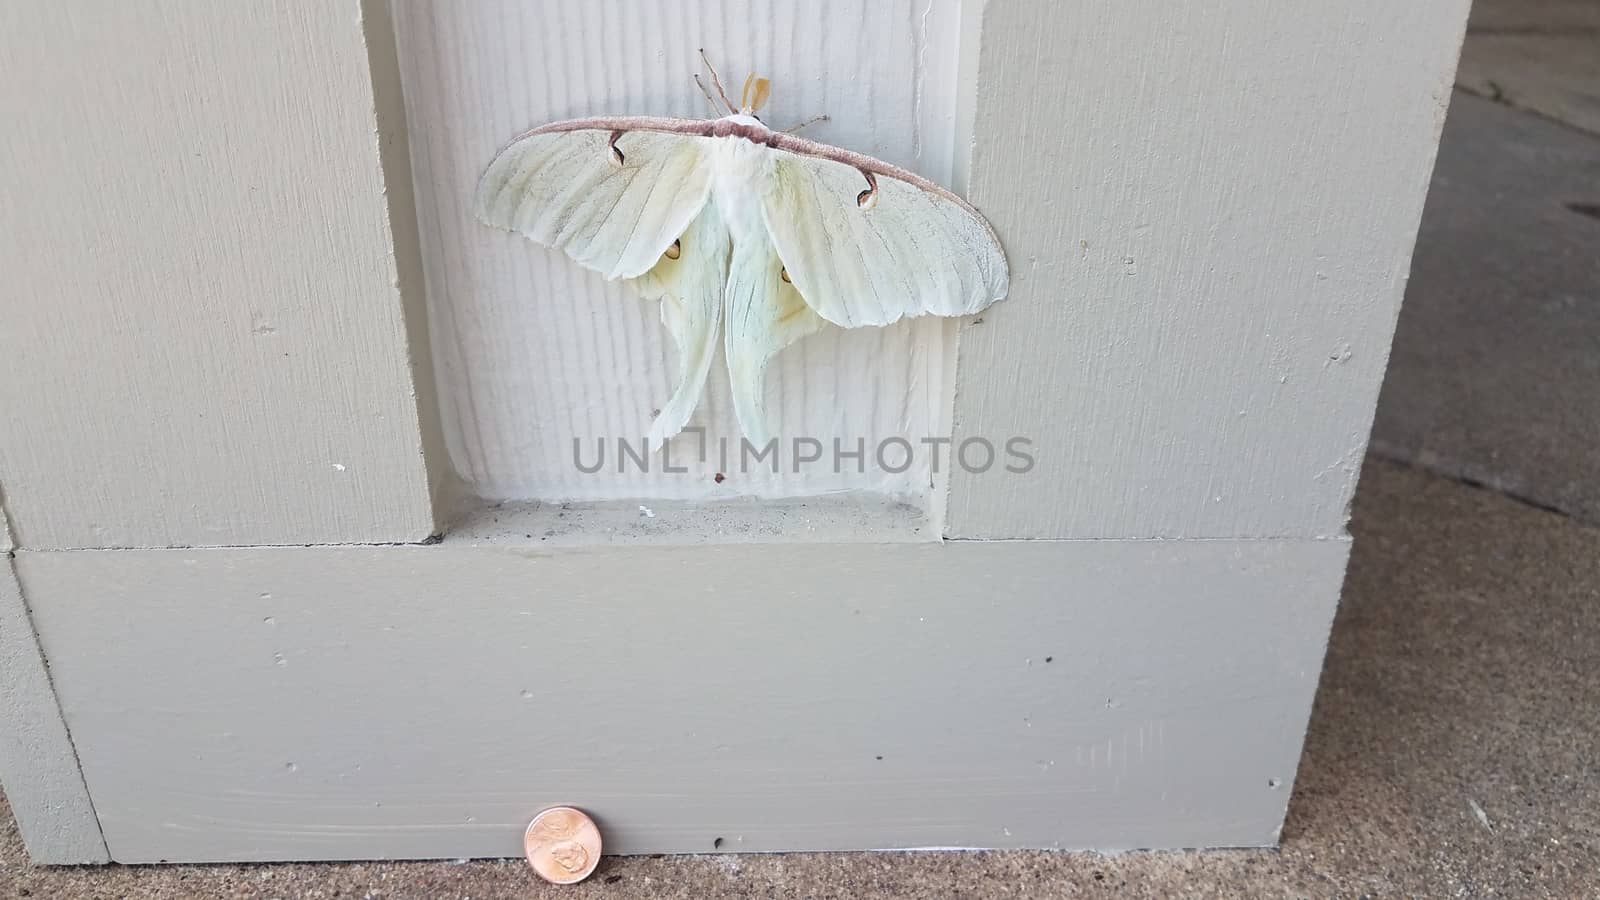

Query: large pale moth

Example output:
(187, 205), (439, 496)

(476, 53), (1009, 444)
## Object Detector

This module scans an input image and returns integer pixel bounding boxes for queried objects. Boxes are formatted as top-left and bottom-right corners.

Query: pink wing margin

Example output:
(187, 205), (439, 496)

(516, 116), (1002, 250)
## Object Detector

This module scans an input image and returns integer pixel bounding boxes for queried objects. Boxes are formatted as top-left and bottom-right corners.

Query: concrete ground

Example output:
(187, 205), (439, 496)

(5, 0), (1599, 896)
(1371, 92), (1600, 524)
(1386, 0), (1600, 529)
(1456, 0), (1600, 135)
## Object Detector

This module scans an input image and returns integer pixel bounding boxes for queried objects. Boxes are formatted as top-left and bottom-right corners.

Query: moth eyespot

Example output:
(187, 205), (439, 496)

(779, 266), (791, 283)
(856, 169), (880, 211)
(664, 239), (681, 260)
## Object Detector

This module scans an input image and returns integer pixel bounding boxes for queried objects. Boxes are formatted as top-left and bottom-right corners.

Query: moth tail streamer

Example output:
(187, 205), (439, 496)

(645, 297), (718, 445)
(723, 239), (825, 445)
(632, 201), (727, 445)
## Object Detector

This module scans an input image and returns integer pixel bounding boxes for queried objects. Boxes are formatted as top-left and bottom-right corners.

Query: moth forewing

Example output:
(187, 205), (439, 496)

(474, 124), (717, 283)
(758, 149), (1007, 329)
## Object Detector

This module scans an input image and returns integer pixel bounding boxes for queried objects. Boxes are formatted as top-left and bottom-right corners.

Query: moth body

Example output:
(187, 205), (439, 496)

(707, 115), (774, 241)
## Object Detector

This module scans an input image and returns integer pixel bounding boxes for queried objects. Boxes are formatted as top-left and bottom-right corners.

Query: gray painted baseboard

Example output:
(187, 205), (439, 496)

(19, 538), (1343, 863)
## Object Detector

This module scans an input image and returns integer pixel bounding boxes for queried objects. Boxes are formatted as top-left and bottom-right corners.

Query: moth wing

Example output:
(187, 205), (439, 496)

(723, 228), (826, 445)
(759, 150), (1008, 328)
(476, 127), (714, 281)
(629, 200), (731, 443)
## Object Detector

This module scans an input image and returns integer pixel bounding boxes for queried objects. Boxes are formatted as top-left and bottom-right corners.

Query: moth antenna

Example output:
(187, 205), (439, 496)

(740, 72), (756, 111)
(782, 113), (829, 134)
(692, 74), (721, 116)
(698, 48), (735, 114)
(748, 76), (771, 113)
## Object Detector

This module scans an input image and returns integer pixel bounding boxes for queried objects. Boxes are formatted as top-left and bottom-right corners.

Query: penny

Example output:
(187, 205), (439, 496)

(523, 806), (602, 885)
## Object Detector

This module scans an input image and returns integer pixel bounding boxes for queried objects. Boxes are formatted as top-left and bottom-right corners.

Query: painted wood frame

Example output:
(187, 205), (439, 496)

(0, 0), (446, 550)
(946, 0), (1470, 539)
(20, 538), (1346, 861)
(0, 0), (1470, 863)
(389, 0), (973, 506)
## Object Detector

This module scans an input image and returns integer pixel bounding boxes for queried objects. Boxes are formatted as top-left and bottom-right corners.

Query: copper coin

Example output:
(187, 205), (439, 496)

(523, 806), (602, 885)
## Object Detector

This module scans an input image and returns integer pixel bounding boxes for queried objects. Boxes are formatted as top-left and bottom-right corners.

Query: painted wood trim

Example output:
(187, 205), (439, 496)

(0, 494), (108, 863)
(943, 0), (1472, 539)
(390, 0), (967, 505)
(21, 536), (1345, 861)
(362, 0), (460, 533)
(0, 1), (444, 549)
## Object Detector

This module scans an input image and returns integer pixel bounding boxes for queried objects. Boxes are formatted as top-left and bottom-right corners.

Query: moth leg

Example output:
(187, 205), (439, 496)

(781, 114), (829, 135)
(697, 48), (736, 114)
(692, 74), (721, 116)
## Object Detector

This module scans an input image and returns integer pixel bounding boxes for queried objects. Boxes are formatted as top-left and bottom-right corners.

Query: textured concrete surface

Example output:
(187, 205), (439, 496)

(1371, 91), (1600, 524)
(4, 458), (1598, 897)
(1456, 0), (1600, 134)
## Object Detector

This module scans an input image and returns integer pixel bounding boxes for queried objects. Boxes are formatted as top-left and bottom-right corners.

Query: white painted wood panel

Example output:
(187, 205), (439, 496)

(0, 498), (107, 863)
(0, 1), (441, 549)
(21, 536), (1345, 861)
(391, 0), (966, 504)
(945, 0), (1472, 539)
